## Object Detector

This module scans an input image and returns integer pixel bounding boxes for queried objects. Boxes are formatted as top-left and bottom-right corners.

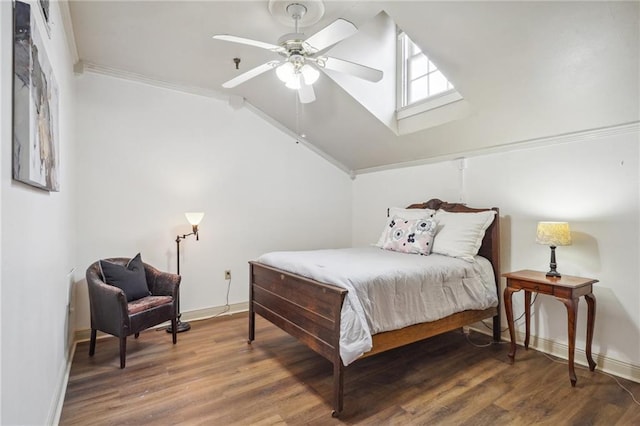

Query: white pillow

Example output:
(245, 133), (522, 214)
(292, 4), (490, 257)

(431, 210), (496, 262)
(375, 207), (435, 247)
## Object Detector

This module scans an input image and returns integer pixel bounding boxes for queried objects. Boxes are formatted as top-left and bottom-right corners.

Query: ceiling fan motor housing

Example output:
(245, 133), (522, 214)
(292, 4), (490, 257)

(277, 33), (306, 49)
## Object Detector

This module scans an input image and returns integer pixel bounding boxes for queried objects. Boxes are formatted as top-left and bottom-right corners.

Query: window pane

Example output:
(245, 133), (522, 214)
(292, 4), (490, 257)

(409, 54), (428, 79)
(398, 31), (459, 109)
(409, 76), (428, 104)
(429, 71), (449, 96)
(409, 40), (422, 56)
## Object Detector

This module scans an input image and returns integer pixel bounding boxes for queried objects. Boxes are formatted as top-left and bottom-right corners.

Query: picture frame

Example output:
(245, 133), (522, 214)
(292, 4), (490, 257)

(12, 0), (60, 192)
(38, 0), (51, 37)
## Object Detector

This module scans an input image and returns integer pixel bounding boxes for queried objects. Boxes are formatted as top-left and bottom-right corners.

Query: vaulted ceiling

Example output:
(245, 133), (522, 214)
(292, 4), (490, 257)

(68, 1), (640, 174)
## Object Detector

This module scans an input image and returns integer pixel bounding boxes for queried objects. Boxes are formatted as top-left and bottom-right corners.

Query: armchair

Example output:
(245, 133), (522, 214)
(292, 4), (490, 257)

(86, 258), (181, 368)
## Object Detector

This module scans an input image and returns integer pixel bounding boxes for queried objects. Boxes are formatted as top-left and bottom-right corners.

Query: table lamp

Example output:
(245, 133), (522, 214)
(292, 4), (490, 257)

(536, 221), (572, 278)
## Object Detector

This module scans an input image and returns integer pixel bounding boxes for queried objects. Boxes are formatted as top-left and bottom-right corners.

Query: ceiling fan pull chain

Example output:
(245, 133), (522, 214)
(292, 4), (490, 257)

(295, 91), (300, 142)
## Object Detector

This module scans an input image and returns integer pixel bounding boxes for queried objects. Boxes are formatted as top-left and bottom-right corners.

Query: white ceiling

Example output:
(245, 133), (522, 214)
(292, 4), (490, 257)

(68, 1), (640, 174)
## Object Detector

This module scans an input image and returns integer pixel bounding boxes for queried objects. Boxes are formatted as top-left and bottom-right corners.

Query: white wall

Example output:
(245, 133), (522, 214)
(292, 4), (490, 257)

(73, 72), (353, 331)
(0, 1), (6, 423)
(0, 1), (77, 424)
(353, 127), (640, 378)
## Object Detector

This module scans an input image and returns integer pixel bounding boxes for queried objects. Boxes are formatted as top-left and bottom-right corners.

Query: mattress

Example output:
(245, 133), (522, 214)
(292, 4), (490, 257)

(256, 246), (498, 365)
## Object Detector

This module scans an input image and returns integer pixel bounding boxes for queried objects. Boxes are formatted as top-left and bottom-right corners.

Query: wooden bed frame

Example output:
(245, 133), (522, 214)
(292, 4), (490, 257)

(248, 199), (501, 416)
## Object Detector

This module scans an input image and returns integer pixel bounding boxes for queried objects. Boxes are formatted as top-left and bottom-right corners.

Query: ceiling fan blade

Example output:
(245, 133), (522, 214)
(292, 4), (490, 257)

(322, 57), (383, 82)
(213, 35), (285, 53)
(222, 61), (280, 88)
(298, 78), (316, 104)
(304, 18), (358, 53)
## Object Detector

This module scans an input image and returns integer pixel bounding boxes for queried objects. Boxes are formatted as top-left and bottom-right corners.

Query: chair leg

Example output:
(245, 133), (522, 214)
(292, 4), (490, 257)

(89, 329), (97, 356)
(119, 336), (127, 369)
(171, 318), (177, 344)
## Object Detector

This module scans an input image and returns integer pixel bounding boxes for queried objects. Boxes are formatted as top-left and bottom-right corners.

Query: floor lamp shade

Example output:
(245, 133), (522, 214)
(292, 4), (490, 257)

(185, 212), (204, 226)
(184, 212), (204, 226)
(185, 212), (204, 237)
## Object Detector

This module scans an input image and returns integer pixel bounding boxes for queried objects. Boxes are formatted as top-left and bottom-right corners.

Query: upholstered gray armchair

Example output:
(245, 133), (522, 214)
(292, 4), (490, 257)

(86, 258), (181, 368)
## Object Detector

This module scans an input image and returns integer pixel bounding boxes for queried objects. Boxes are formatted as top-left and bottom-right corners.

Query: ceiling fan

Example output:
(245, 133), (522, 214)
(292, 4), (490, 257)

(213, 2), (383, 104)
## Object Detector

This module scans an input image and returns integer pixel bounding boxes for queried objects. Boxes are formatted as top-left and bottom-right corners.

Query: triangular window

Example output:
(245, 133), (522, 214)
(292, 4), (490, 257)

(397, 32), (461, 115)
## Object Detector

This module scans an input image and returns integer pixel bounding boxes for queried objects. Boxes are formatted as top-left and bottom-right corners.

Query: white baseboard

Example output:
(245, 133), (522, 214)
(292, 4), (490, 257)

(470, 324), (640, 384)
(181, 301), (249, 324)
(74, 302), (249, 342)
(50, 341), (77, 425)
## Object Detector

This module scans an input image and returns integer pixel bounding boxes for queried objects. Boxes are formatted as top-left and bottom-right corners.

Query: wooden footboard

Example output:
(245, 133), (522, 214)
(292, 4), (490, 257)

(249, 261), (348, 416)
(249, 262), (347, 360)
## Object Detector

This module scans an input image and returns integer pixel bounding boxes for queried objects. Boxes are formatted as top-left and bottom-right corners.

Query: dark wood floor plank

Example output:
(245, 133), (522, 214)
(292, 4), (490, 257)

(60, 312), (639, 425)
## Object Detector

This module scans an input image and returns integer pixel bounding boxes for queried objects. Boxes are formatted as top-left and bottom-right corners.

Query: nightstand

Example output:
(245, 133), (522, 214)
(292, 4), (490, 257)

(502, 269), (598, 387)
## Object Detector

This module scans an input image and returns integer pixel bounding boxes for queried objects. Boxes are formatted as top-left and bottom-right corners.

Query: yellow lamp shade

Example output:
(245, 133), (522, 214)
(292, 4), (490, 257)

(536, 222), (572, 246)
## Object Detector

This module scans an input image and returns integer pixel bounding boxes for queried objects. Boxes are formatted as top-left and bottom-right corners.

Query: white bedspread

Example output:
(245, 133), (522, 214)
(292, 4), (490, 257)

(256, 247), (498, 366)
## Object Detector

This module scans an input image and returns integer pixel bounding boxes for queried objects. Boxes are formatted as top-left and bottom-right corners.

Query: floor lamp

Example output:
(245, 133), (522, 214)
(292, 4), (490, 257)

(167, 211), (204, 333)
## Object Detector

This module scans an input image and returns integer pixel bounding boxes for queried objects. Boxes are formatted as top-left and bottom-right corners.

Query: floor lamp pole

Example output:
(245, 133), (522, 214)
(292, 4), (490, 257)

(166, 234), (192, 333)
(177, 235), (181, 275)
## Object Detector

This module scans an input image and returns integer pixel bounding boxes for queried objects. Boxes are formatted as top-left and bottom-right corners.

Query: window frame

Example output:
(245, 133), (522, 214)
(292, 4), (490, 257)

(397, 31), (462, 119)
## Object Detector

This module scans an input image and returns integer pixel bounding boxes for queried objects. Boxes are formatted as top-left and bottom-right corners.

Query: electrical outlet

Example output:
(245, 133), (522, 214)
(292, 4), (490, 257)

(224, 270), (231, 280)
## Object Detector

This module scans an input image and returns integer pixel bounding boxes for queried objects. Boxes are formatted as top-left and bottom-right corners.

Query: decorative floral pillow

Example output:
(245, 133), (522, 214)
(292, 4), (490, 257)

(375, 208), (435, 247)
(381, 216), (438, 255)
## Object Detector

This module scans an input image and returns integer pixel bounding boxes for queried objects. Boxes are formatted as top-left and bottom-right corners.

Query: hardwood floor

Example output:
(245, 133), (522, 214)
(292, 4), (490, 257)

(60, 312), (640, 425)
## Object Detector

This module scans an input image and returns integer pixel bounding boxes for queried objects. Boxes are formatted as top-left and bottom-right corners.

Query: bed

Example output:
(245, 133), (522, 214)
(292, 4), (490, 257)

(248, 199), (501, 417)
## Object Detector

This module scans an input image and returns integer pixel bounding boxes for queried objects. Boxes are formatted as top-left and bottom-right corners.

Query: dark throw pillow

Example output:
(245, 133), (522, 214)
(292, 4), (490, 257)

(99, 253), (151, 302)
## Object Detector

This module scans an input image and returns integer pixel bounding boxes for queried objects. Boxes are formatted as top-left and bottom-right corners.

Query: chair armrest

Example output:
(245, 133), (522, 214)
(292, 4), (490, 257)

(145, 264), (181, 298)
(87, 279), (129, 335)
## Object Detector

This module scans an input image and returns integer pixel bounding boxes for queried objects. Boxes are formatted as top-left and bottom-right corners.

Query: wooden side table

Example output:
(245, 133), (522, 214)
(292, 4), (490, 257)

(502, 269), (598, 386)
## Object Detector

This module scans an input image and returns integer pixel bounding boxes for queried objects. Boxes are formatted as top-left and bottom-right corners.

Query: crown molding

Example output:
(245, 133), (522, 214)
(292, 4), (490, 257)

(355, 121), (640, 176)
(80, 61), (229, 101)
(59, 1), (79, 64)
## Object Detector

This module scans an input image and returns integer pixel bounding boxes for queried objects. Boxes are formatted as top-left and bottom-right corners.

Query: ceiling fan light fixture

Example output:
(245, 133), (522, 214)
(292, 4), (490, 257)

(276, 62), (295, 83)
(285, 73), (302, 90)
(300, 64), (319, 85)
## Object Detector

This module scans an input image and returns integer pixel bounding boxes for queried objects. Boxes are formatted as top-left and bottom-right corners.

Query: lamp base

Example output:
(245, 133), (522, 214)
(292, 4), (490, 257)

(546, 245), (561, 278)
(166, 320), (191, 333)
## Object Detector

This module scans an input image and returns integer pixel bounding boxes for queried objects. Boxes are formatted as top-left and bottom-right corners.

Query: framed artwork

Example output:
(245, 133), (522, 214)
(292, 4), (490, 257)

(38, 0), (51, 36)
(38, 0), (49, 24)
(13, 0), (60, 191)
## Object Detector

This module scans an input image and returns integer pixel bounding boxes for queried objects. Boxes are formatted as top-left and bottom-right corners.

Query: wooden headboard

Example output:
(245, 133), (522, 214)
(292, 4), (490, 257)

(405, 198), (501, 294)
